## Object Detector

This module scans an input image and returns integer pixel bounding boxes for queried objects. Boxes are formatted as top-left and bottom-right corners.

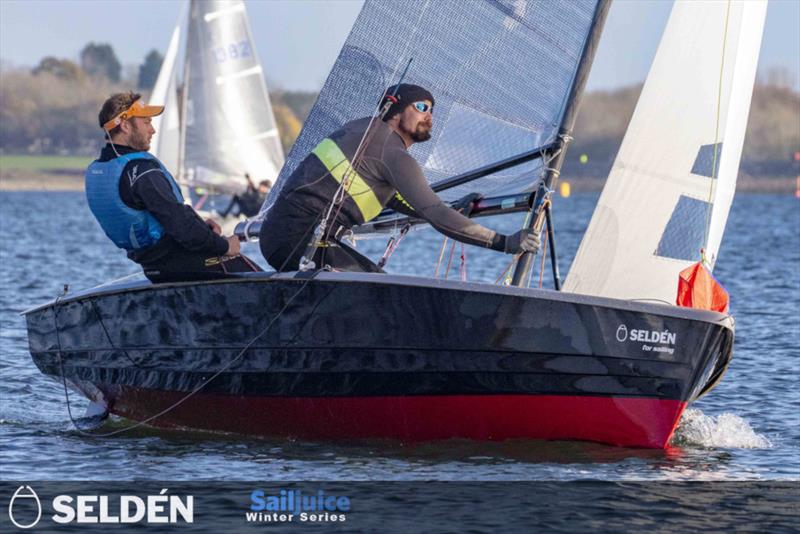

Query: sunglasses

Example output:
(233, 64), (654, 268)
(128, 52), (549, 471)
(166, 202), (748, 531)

(412, 101), (433, 114)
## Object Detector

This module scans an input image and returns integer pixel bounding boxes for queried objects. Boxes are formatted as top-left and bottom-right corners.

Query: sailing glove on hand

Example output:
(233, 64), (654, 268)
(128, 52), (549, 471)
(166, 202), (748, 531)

(504, 228), (541, 255)
(450, 192), (483, 217)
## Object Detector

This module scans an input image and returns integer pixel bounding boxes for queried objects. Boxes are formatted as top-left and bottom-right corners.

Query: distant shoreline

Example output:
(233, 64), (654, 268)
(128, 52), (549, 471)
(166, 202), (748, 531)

(1, 170), (796, 194)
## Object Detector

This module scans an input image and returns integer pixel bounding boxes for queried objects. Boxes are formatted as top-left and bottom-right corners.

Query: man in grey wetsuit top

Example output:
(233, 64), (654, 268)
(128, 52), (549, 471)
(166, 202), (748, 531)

(259, 83), (540, 272)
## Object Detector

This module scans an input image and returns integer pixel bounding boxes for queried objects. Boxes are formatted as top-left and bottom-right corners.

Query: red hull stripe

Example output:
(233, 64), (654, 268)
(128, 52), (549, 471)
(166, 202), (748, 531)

(109, 387), (688, 448)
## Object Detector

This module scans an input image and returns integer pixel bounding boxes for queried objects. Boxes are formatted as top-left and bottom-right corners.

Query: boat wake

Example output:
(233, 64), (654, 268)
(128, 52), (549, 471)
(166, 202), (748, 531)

(671, 408), (772, 449)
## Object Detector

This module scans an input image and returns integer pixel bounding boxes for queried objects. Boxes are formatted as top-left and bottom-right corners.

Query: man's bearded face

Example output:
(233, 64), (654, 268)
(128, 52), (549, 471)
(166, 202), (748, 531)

(399, 101), (433, 143)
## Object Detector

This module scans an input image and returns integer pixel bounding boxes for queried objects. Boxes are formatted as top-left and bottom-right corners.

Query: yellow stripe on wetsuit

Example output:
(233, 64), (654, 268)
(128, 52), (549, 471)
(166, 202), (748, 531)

(312, 138), (383, 222)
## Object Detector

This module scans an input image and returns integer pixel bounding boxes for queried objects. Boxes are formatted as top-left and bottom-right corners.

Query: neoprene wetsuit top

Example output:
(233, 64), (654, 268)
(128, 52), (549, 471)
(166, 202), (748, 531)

(260, 117), (505, 263)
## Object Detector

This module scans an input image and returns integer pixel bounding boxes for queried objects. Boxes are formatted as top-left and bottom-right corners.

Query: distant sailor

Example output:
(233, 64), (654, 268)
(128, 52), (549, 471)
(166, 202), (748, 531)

(85, 92), (260, 282)
(259, 84), (540, 272)
(220, 173), (272, 218)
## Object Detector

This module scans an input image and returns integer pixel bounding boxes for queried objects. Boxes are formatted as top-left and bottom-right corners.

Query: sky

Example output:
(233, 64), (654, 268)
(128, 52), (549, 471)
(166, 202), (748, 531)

(0, 0), (798, 92)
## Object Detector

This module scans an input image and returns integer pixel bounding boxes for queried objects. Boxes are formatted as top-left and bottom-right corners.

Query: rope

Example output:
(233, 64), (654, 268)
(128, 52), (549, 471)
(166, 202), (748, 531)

(443, 239), (457, 279)
(89, 300), (141, 368)
(701, 0), (732, 266)
(537, 229), (549, 289)
(319, 1), (431, 247)
(459, 243), (467, 282)
(494, 255), (518, 285)
(434, 237), (449, 277)
(53, 273), (322, 437)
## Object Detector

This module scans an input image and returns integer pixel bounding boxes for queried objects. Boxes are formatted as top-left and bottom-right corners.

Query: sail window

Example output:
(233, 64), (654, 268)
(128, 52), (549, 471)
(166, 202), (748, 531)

(654, 195), (710, 262)
(690, 142), (724, 178)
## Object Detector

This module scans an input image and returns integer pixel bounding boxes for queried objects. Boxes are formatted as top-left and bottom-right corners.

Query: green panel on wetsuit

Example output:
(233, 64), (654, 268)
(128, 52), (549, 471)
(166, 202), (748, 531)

(312, 138), (383, 222)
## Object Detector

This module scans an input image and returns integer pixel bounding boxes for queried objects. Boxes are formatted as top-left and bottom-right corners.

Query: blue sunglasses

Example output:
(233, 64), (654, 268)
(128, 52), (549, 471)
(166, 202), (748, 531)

(412, 101), (433, 114)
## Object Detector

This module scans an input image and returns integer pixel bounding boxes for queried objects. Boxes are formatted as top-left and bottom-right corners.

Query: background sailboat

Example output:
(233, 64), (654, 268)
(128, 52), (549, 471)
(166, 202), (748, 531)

(149, 0), (284, 221)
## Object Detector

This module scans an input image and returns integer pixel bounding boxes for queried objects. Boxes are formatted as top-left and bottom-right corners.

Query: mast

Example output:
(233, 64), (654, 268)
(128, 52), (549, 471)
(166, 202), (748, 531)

(510, 0), (612, 287)
(177, 0), (193, 186)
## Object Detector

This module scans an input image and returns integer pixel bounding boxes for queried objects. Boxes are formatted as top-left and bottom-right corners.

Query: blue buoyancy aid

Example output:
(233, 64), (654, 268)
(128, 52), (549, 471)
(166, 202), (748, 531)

(85, 151), (184, 251)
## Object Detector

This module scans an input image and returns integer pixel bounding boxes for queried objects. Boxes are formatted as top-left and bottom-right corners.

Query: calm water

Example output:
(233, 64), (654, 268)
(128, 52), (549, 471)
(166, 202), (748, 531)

(0, 191), (798, 481)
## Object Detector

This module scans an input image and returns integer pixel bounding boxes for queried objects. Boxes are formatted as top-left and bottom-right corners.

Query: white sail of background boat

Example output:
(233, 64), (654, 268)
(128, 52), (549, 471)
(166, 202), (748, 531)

(150, 0), (284, 208)
(564, 0), (767, 303)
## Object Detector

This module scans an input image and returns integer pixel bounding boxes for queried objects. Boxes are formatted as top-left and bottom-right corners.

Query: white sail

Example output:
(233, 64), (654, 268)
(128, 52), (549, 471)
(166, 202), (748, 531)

(183, 0), (284, 194)
(149, 22), (182, 174)
(564, 0), (767, 303)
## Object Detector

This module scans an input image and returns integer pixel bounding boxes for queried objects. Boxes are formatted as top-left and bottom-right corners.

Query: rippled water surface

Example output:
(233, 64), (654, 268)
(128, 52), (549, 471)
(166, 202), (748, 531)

(1, 191), (797, 481)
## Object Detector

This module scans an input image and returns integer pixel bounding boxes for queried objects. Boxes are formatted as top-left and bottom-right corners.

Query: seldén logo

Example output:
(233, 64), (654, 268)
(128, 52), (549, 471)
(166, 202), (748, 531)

(616, 324), (677, 354)
(616, 325), (628, 342)
(8, 486), (42, 529)
(7, 486), (193, 528)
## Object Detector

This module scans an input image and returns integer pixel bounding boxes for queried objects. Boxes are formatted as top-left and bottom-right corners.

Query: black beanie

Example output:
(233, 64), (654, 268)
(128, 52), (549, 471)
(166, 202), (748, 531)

(380, 83), (435, 121)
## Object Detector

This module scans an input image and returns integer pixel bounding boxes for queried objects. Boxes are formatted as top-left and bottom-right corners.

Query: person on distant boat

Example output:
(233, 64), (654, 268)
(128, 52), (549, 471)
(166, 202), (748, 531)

(220, 174), (271, 218)
(85, 92), (260, 282)
(259, 83), (540, 272)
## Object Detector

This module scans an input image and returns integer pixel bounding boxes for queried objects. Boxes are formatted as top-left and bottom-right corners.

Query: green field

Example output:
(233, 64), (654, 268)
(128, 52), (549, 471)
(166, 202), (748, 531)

(0, 155), (91, 171)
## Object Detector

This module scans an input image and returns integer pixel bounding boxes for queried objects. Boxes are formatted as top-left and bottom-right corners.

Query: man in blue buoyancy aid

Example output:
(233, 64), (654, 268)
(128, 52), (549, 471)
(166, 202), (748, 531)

(86, 92), (260, 282)
(259, 84), (541, 272)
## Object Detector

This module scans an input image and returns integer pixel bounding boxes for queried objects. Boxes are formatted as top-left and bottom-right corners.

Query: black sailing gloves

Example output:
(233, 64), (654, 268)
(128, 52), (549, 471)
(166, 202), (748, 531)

(504, 228), (541, 255)
(450, 192), (483, 217)
(450, 191), (541, 255)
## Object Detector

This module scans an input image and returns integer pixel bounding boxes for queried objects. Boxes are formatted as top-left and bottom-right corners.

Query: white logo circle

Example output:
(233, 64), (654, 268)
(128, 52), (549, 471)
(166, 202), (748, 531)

(616, 325), (628, 342)
(8, 485), (42, 529)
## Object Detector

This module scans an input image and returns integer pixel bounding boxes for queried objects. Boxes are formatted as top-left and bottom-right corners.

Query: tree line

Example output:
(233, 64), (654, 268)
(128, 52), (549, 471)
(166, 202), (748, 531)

(1, 44), (797, 176)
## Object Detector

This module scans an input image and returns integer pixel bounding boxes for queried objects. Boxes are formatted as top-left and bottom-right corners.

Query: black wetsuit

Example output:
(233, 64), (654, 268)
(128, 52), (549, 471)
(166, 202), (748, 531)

(97, 144), (258, 281)
(260, 118), (505, 272)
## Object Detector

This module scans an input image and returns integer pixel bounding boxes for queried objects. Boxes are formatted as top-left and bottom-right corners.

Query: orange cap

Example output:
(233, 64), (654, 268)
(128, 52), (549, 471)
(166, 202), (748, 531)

(103, 98), (164, 131)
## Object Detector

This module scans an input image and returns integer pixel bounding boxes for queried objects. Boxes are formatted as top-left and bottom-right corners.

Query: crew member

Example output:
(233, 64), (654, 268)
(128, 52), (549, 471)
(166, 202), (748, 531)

(259, 83), (540, 272)
(220, 174), (271, 218)
(86, 92), (259, 282)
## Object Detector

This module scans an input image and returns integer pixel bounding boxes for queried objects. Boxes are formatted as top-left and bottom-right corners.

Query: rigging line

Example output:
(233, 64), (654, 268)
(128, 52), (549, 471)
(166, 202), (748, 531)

(321, 59), (412, 243)
(434, 237), (449, 277)
(494, 255), (517, 285)
(537, 228), (549, 288)
(444, 238), (458, 279)
(89, 300), (141, 368)
(301, 3), (432, 261)
(702, 0), (732, 264)
(321, 0), (431, 243)
(459, 243), (467, 282)
(54, 273), (321, 438)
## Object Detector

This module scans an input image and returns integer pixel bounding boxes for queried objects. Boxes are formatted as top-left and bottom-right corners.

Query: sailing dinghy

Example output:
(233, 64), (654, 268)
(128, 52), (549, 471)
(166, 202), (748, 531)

(24, 0), (766, 448)
(149, 0), (284, 231)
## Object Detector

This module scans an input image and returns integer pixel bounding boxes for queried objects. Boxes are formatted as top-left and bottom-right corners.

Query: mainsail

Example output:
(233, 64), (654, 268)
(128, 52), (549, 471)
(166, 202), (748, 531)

(151, 0), (284, 196)
(564, 0), (767, 303)
(265, 0), (604, 214)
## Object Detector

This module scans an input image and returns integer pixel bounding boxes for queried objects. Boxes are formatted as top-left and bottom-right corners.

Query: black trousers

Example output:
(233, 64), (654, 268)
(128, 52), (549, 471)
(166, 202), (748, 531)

(259, 200), (383, 274)
(142, 250), (262, 283)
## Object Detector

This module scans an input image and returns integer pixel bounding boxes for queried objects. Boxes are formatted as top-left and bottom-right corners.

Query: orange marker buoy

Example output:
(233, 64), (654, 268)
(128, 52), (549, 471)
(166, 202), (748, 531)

(560, 181), (571, 198)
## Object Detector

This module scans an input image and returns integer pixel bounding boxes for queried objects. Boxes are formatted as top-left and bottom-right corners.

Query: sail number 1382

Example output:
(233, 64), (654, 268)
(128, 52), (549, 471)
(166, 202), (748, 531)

(212, 41), (252, 64)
